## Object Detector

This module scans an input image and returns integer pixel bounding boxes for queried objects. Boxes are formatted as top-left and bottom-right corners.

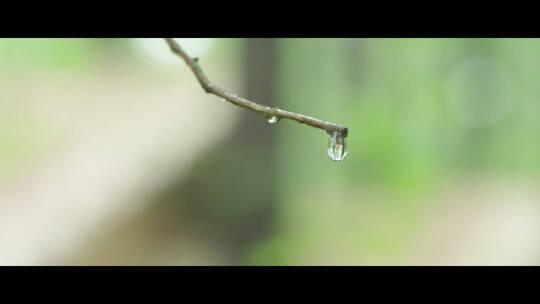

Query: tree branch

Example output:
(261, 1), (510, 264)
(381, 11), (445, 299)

(164, 38), (348, 138)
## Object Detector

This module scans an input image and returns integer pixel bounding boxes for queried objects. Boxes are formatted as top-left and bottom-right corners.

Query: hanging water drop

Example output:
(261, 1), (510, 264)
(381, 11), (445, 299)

(266, 115), (279, 124)
(327, 130), (348, 162)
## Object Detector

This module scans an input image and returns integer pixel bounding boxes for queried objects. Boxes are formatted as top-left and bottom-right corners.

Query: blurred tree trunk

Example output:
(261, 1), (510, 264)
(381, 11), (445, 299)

(461, 40), (496, 169)
(236, 38), (278, 250)
(345, 38), (362, 87)
(150, 38), (279, 264)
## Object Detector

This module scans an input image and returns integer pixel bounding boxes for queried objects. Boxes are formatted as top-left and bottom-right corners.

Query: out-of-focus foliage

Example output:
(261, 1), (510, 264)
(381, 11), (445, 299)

(0, 38), (98, 71)
(247, 39), (540, 265)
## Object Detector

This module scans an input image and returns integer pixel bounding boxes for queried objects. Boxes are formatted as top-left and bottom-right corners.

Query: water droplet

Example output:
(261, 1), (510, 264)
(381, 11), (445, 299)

(266, 116), (279, 124)
(327, 130), (347, 162)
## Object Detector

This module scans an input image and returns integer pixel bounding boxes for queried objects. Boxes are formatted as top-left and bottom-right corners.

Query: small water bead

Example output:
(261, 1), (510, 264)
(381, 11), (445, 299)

(266, 116), (279, 124)
(224, 92), (237, 98)
(327, 130), (348, 162)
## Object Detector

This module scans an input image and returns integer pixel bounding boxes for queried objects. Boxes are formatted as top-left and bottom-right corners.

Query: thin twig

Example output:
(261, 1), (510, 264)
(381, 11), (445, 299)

(164, 38), (348, 137)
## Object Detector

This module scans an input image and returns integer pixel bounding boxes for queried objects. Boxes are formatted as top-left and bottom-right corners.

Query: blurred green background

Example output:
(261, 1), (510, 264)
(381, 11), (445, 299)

(1, 38), (539, 265)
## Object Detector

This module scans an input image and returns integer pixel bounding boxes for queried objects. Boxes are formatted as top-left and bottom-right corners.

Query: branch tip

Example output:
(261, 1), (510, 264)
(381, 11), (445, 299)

(163, 38), (349, 138)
